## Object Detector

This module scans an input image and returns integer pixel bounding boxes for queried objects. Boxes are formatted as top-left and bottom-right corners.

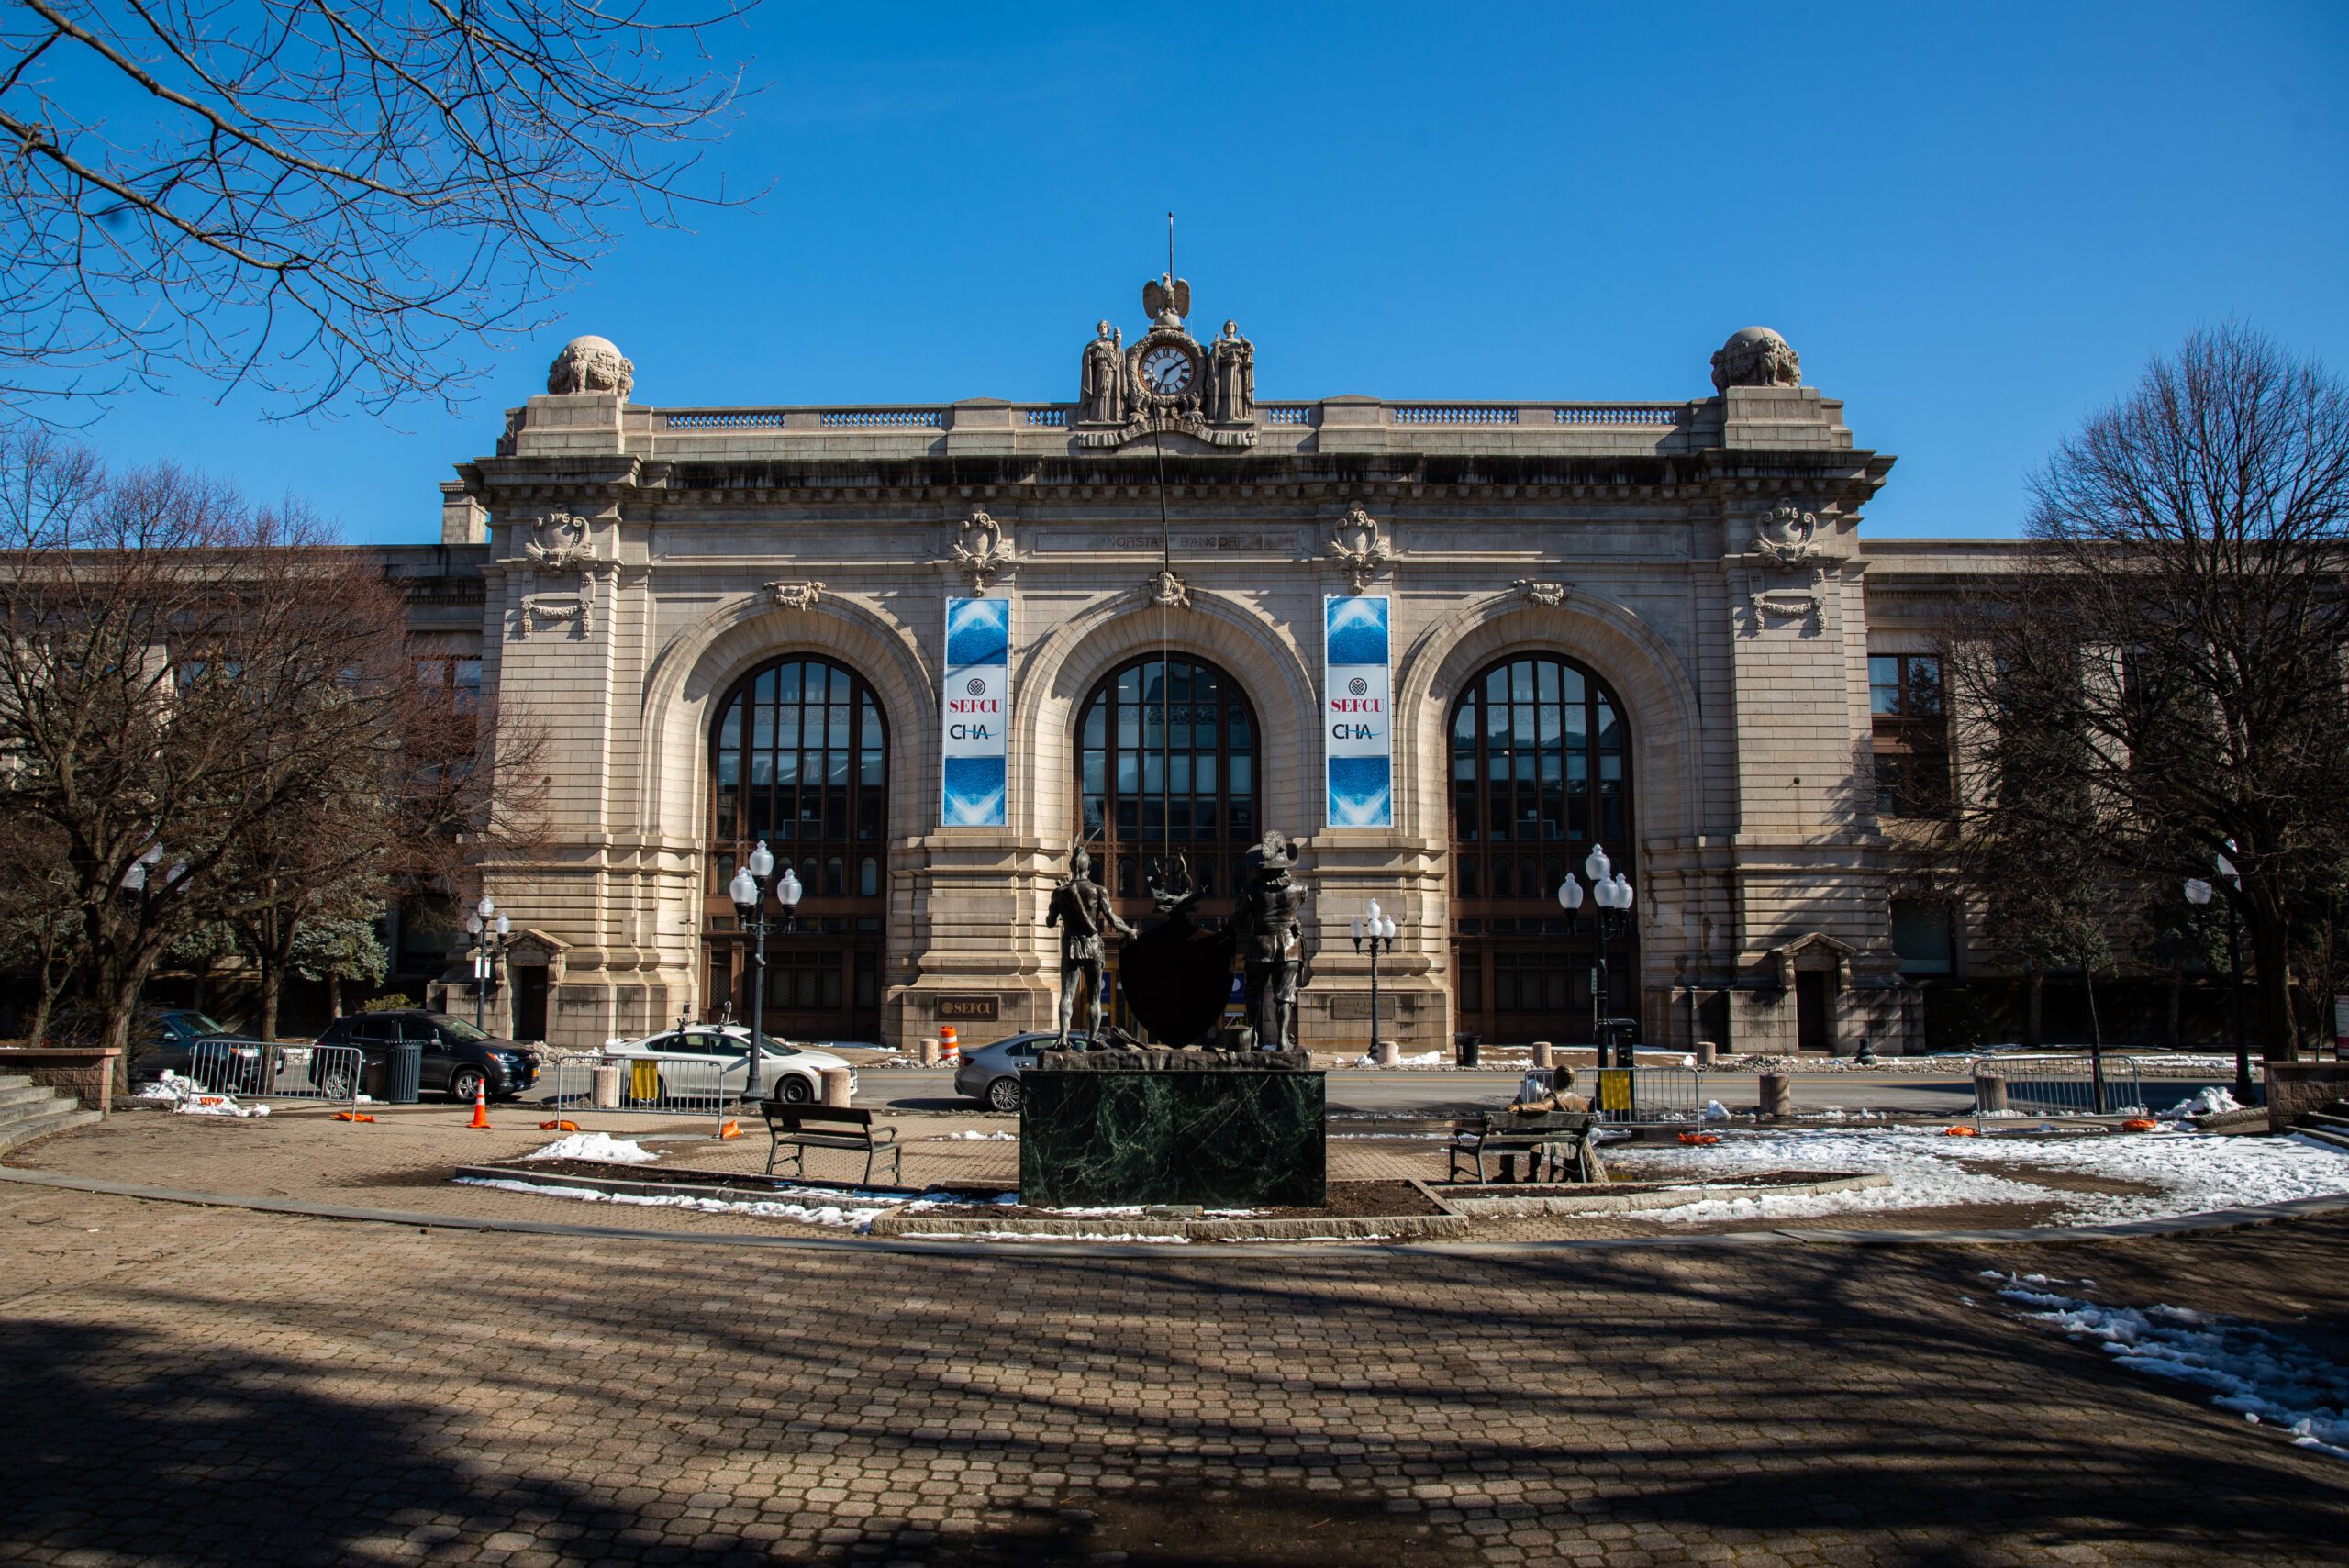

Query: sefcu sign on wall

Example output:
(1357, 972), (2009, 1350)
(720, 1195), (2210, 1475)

(941, 596), (1010, 827)
(1323, 595), (1393, 828)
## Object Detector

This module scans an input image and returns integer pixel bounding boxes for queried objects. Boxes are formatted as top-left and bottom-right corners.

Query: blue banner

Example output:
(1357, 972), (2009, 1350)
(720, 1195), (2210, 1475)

(1324, 595), (1393, 828)
(941, 597), (1009, 827)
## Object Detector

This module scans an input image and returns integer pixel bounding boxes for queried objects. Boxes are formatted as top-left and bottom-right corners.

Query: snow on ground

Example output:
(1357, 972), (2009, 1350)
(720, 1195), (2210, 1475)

(1988, 1274), (2349, 1460)
(1610, 1125), (2349, 1227)
(2168, 1086), (2243, 1118)
(525, 1132), (657, 1164)
(930, 1129), (1016, 1141)
(454, 1176), (892, 1230)
(1338, 1050), (1447, 1068)
(137, 1074), (270, 1118)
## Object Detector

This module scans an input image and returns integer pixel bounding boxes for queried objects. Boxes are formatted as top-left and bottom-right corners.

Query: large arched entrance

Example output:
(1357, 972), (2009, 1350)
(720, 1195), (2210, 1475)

(1074, 652), (1260, 1035)
(1449, 652), (1634, 1045)
(706, 656), (888, 1041)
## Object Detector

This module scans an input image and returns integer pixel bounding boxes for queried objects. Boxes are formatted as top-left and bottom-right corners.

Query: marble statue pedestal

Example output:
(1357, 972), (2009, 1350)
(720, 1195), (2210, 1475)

(1019, 1050), (1325, 1208)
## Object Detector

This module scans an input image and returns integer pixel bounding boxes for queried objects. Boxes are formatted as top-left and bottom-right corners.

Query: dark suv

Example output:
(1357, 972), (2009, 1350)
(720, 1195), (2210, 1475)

(313, 1010), (540, 1102)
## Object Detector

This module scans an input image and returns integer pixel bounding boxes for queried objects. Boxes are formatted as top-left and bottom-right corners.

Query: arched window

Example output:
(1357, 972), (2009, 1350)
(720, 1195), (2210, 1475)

(1074, 653), (1259, 918)
(1448, 653), (1633, 1043)
(707, 656), (887, 1038)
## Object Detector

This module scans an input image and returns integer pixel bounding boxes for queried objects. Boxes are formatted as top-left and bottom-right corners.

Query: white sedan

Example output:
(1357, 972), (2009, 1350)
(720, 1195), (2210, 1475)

(601, 1025), (856, 1105)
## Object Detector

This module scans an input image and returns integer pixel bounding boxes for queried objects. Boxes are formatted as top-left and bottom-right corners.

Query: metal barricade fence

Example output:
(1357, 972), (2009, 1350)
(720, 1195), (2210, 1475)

(187, 1040), (363, 1109)
(1972, 1055), (2154, 1118)
(1592, 1064), (1704, 1123)
(545, 1054), (738, 1121)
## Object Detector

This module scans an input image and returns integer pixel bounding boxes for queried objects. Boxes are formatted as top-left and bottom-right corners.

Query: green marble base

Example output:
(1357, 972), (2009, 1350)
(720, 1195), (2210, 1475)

(1019, 1063), (1326, 1209)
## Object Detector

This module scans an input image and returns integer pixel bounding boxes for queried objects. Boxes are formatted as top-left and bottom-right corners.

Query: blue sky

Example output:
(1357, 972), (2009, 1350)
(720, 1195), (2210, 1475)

(78, 2), (2349, 544)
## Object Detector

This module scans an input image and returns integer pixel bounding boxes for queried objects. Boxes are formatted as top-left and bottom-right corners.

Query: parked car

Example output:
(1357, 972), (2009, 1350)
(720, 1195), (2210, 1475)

(312, 1010), (540, 1102)
(602, 1025), (855, 1105)
(127, 1010), (273, 1088)
(953, 1031), (1087, 1113)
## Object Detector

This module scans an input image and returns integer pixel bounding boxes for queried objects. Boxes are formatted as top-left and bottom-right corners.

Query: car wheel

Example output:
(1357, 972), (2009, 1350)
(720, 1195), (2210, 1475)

(775, 1074), (813, 1105)
(317, 1067), (355, 1103)
(448, 1066), (486, 1104)
(986, 1076), (1023, 1113)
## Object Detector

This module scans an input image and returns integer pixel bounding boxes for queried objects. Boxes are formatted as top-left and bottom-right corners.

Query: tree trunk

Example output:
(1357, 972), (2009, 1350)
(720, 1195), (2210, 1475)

(2023, 964), (2043, 1048)
(2245, 908), (2298, 1062)
(2085, 967), (2106, 1114)
(256, 945), (279, 1041)
(2165, 951), (2184, 1049)
(328, 971), (343, 1022)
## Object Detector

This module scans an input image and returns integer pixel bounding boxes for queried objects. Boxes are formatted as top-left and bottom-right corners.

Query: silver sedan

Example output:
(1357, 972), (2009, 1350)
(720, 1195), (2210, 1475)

(952, 1031), (1087, 1112)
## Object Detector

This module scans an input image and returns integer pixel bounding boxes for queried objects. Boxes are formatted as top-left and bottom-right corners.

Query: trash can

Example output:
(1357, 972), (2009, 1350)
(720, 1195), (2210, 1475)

(1455, 1031), (1481, 1068)
(385, 1043), (423, 1105)
(357, 1053), (389, 1104)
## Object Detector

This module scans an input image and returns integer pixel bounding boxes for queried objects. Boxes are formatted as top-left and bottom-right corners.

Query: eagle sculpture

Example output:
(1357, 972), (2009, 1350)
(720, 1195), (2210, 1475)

(1142, 273), (1191, 325)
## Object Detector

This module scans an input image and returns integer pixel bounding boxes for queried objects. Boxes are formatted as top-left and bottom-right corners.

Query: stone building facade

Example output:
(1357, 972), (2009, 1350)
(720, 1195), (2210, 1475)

(412, 288), (2009, 1056)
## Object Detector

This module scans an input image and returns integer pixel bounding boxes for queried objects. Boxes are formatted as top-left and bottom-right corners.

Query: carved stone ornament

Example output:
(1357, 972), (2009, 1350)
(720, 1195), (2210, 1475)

(546, 334), (635, 399)
(1748, 569), (1827, 632)
(517, 571), (595, 639)
(523, 509), (593, 572)
(1511, 579), (1569, 607)
(1144, 567), (1190, 608)
(1709, 326), (1801, 395)
(1323, 504), (1396, 593)
(950, 507), (1015, 594)
(763, 580), (824, 611)
(1752, 499), (1826, 567)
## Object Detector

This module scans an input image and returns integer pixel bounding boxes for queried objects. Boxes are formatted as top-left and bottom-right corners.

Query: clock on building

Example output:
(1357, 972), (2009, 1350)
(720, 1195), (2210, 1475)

(1138, 343), (1197, 397)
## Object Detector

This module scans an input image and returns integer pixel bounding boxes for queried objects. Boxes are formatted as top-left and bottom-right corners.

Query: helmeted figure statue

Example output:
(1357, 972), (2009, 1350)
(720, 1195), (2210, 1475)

(1044, 846), (1137, 1047)
(1232, 831), (1306, 1052)
(1079, 320), (1126, 426)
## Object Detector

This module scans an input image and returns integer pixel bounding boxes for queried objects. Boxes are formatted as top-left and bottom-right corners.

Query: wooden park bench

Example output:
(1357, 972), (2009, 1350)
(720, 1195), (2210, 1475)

(762, 1103), (902, 1187)
(1447, 1109), (1604, 1184)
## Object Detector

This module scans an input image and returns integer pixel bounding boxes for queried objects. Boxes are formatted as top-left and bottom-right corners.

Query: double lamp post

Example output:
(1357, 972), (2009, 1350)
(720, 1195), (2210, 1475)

(1351, 901), (1401, 1054)
(464, 895), (509, 1032)
(728, 840), (803, 1101)
(1557, 844), (1637, 1067)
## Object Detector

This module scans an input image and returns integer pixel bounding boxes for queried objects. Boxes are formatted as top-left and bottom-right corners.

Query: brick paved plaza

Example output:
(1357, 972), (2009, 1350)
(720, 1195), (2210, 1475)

(6, 1110), (2348, 1566)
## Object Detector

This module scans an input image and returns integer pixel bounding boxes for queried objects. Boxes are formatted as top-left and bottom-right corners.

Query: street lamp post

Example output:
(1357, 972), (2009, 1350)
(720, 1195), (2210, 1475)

(2185, 848), (2252, 1102)
(464, 895), (510, 1032)
(1351, 901), (1400, 1055)
(1558, 845), (1637, 1067)
(729, 842), (802, 1103)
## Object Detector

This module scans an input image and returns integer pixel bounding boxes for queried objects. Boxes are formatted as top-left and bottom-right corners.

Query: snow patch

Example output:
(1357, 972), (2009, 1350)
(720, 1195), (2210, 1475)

(1612, 1124), (2349, 1226)
(933, 1129), (1017, 1142)
(1339, 1050), (1446, 1069)
(526, 1132), (656, 1164)
(2168, 1086), (2243, 1118)
(1990, 1278), (2349, 1461)
(139, 1073), (270, 1118)
(455, 1176), (888, 1230)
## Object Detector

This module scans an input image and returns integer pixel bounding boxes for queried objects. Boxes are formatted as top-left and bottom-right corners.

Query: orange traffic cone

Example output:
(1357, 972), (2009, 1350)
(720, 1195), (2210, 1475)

(539, 1118), (580, 1132)
(468, 1084), (491, 1129)
(717, 1118), (743, 1140)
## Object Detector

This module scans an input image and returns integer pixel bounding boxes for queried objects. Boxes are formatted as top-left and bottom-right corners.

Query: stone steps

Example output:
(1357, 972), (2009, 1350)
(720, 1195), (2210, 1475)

(2297, 1125), (2349, 1154)
(0, 1081), (102, 1152)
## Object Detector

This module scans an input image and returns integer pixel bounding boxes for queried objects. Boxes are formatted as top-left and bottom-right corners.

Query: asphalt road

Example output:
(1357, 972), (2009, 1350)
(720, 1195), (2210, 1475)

(861, 1066), (2054, 1116)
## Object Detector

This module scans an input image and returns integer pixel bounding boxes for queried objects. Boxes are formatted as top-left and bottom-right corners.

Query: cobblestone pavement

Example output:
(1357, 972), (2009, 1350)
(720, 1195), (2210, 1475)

(6, 1117), (2349, 1565)
(6, 1105), (2147, 1242)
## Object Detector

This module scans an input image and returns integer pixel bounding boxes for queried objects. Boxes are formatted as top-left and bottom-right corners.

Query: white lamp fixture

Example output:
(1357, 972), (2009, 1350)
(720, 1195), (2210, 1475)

(1585, 844), (1612, 885)
(1556, 875), (1584, 913)
(2183, 877), (2212, 906)
(776, 863), (803, 913)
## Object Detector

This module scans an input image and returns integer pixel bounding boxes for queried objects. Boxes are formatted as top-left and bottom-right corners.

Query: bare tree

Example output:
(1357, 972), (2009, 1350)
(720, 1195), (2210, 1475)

(1948, 325), (2349, 1059)
(0, 430), (543, 1068)
(0, 0), (755, 416)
